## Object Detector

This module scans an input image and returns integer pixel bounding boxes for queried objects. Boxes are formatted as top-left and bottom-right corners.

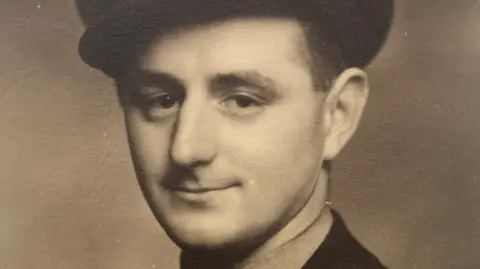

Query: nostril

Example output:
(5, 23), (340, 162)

(170, 133), (217, 167)
(170, 139), (194, 166)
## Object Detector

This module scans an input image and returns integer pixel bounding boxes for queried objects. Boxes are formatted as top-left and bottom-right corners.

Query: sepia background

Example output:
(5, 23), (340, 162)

(1, 1), (479, 268)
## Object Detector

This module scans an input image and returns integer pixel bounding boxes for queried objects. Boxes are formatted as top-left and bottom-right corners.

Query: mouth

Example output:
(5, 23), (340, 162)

(158, 169), (241, 202)
(162, 183), (239, 206)
(168, 183), (240, 194)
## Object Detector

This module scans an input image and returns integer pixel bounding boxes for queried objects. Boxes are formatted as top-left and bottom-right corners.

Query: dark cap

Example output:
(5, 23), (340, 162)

(77, 0), (394, 76)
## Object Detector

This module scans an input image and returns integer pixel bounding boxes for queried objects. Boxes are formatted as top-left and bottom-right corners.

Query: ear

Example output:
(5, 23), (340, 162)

(322, 68), (369, 160)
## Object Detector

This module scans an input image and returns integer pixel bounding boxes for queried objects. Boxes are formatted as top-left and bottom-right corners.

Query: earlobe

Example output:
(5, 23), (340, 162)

(322, 68), (369, 160)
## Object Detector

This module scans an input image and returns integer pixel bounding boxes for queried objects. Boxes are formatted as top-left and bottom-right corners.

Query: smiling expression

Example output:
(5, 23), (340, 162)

(119, 17), (332, 251)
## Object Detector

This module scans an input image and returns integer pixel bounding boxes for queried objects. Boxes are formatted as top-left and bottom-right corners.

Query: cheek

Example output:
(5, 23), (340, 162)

(124, 111), (173, 177)
(223, 102), (325, 189)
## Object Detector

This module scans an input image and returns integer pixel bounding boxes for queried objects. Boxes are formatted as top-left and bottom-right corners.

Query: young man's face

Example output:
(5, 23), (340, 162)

(122, 18), (332, 251)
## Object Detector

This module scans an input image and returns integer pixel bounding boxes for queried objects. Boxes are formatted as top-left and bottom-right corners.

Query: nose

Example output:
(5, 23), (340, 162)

(170, 96), (217, 167)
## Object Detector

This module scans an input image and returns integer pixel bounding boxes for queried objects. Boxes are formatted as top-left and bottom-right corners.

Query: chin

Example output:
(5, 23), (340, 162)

(166, 220), (234, 247)
(159, 215), (264, 253)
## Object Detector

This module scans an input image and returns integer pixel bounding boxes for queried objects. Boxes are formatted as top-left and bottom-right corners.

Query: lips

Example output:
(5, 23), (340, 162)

(164, 182), (240, 206)
(168, 183), (239, 194)
(159, 167), (241, 196)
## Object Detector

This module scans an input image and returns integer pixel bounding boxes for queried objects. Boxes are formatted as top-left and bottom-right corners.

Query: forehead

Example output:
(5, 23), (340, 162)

(139, 17), (310, 78)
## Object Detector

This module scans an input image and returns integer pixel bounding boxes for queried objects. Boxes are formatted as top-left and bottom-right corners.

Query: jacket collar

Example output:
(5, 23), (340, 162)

(301, 210), (388, 269)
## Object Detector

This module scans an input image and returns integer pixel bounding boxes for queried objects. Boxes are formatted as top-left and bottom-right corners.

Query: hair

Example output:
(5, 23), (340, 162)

(298, 22), (346, 92)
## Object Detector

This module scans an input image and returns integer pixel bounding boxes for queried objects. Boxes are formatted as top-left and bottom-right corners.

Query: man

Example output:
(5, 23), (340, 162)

(76, 0), (393, 268)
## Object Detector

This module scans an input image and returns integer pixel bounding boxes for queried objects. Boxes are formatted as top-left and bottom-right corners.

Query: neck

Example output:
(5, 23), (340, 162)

(236, 169), (333, 267)
(181, 169), (333, 269)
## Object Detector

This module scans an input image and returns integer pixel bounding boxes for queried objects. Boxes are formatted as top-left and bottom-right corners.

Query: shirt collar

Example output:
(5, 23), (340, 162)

(240, 208), (334, 269)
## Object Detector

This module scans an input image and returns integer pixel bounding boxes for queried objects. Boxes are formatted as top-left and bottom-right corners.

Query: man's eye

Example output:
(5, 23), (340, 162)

(221, 94), (265, 114)
(143, 93), (180, 119)
(151, 94), (177, 108)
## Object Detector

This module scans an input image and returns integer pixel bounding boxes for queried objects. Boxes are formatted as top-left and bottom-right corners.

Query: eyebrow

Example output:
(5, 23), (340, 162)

(210, 71), (281, 97)
(133, 71), (184, 89)
(129, 69), (281, 98)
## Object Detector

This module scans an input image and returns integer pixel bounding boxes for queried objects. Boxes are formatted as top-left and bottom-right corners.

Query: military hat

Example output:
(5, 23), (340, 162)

(77, 0), (394, 76)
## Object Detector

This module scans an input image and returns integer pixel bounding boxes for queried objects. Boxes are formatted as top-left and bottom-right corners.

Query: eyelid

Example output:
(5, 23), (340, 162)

(224, 91), (267, 104)
(220, 85), (270, 99)
(143, 90), (169, 99)
(139, 85), (184, 103)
